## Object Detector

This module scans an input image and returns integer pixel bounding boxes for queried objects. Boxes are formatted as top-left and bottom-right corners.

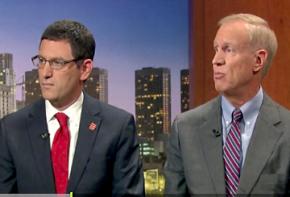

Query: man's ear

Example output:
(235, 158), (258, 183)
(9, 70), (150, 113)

(253, 49), (267, 73)
(80, 59), (93, 81)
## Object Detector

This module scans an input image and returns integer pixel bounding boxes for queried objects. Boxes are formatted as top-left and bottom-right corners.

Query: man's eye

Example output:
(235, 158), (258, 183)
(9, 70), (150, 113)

(226, 48), (233, 52)
(53, 60), (64, 66)
(39, 58), (46, 64)
(223, 46), (234, 53)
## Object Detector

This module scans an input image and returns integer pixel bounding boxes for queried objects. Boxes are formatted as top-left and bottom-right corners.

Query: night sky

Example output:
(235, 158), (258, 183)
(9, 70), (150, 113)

(0, 0), (189, 121)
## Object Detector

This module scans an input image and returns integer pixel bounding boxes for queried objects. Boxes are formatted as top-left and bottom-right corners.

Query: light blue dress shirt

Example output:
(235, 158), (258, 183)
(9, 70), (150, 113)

(221, 87), (263, 167)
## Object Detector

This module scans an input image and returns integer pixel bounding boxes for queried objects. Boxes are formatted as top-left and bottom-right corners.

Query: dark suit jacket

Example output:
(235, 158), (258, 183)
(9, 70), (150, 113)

(0, 93), (144, 196)
(164, 94), (290, 195)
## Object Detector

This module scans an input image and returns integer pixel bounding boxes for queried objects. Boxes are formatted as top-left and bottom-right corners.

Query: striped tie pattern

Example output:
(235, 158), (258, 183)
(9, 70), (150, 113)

(223, 109), (243, 196)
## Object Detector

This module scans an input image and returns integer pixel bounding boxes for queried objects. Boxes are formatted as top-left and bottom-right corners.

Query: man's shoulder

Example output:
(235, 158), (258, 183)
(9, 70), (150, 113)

(263, 94), (290, 118)
(83, 94), (133, 118)
(3, 99), (44, 121)
(176, 96), (220, 123)
(0, 99), (44, 131)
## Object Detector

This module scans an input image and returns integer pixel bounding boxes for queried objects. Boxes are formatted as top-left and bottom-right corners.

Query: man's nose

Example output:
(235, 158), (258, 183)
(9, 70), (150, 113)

(212, 51), (225, 66)
(41, 62), (53, 78)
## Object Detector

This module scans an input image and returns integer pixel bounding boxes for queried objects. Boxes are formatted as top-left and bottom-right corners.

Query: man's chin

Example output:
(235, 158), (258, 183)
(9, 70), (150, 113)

(214, 85), (225, 93)
(41, 93), (57, 102)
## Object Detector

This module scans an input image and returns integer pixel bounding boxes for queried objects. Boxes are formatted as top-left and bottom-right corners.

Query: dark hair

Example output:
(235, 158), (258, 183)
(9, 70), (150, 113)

(40, 20), (95, 60)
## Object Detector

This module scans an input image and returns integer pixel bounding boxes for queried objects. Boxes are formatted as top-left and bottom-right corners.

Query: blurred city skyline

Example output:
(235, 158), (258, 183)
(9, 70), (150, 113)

(0, 0), (189, 120)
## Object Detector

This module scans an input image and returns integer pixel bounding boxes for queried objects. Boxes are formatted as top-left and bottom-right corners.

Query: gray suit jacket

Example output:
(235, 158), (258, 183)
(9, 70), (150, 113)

(0, 93), (144, 196)
(164, 94), (290, 195)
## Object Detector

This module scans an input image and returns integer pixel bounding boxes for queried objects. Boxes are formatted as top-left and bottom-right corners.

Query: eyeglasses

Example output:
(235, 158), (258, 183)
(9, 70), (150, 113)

(31, 55), (82, 70)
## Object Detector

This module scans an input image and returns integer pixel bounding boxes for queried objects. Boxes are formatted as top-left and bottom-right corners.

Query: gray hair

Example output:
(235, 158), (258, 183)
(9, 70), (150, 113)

(218, 13), (278, 76)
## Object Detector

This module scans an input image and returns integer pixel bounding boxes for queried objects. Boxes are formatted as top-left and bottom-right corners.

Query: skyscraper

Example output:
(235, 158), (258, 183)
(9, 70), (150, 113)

(25, 69), (41, 106)
(24, 67), (108, 105)
(84, 67), (108, 103)
(0, 53), (16, 118)
(180, 69), (189, 112)
(135, 67), (171, 160)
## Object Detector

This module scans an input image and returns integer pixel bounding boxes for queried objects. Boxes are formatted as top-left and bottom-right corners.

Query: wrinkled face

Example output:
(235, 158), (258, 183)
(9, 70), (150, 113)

(212, 21), (258, 97)
(38, 39), (89, 109)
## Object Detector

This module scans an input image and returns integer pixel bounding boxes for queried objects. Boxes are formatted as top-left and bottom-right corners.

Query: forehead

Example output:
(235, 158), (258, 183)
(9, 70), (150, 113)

(40, 39), (71, 49)
(39, 39), (73, 58)
(214, 21), (250, 46)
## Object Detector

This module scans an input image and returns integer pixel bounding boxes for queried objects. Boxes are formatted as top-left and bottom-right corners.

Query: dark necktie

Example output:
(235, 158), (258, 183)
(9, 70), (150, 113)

(223, 108), (243, 196)
(51, 112), (70, 194)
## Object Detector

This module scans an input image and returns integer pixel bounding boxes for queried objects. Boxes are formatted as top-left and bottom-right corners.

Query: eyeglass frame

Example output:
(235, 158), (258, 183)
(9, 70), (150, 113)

(31, 55), (83, 70)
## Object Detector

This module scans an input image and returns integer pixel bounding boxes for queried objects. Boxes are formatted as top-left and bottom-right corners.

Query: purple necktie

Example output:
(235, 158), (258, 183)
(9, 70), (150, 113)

(223, 108), (243, 196)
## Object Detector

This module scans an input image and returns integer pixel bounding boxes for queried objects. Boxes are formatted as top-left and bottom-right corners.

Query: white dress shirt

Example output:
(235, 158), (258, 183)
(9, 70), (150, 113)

(221, 87), (263, 167)
(45, 92), (83, 177)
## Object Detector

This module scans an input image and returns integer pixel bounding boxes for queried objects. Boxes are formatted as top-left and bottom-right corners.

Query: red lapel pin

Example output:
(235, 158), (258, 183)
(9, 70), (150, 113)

(88, 122), (97, 131)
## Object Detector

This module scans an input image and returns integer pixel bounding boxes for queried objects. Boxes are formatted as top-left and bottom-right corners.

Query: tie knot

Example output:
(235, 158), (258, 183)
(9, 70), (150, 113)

(55, 112), (68, 127)
(232, 108), (243, 122)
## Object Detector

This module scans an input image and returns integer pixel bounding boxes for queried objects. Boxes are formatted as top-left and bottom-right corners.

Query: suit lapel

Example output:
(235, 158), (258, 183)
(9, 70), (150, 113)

(198, 97), (226, 194)
(238, 94), (284, 194)
(27, 99), (55, 192)
(67, 95), (102, 192)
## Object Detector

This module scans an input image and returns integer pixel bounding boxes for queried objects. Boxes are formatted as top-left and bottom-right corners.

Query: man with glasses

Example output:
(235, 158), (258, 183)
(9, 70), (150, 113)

(0, 20), (144, 196)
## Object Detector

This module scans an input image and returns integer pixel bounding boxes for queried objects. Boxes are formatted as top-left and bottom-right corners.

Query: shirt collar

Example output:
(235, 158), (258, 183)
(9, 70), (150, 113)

(221, 87), (263, 123)
(46, 92), (84, 122)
